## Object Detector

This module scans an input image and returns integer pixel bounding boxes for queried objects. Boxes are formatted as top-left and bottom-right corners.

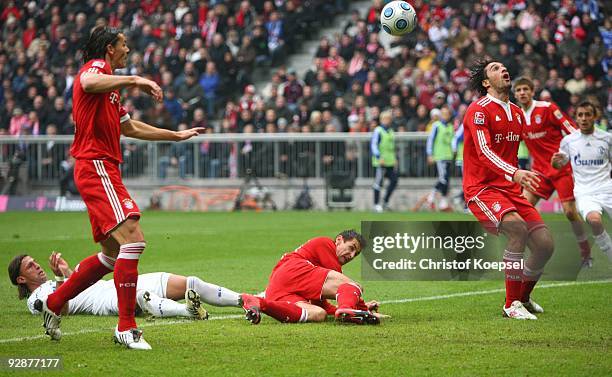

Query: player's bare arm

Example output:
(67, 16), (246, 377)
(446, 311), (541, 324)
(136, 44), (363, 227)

(512, 169), (540, 192)
(121, 119), (205, 141)
(48, 252), (72, 279)
(47, 252), (71, 315)
(551, 152), (569, 169)
(80, 73), (163, 102)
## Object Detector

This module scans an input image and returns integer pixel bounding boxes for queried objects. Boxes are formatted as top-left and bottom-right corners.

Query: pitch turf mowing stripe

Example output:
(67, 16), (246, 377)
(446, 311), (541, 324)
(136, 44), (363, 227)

(0, 315), (245, 344)
(2, 279), (609, 344)
(378, 279), (612, 304)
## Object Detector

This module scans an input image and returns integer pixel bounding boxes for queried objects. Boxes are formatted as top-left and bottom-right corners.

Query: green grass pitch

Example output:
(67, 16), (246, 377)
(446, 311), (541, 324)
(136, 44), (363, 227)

(0, 211), (610, 376)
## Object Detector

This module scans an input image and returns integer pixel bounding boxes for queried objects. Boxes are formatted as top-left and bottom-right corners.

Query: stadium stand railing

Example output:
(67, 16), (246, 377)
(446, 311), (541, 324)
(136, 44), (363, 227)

(0, 133), (458, 189)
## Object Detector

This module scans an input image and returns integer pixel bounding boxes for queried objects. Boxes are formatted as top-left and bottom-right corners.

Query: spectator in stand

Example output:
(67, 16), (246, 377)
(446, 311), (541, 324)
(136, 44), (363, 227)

(281, 70), (303, 112)
(266, 11), (285, 67)
(199, 61), (220, 117)
(46, 98), (71, 135)
(40, 124), (63, 179)
(8, 107), (29, 136)
(176, 73), (205, 117)
(0, 0), (610, 187)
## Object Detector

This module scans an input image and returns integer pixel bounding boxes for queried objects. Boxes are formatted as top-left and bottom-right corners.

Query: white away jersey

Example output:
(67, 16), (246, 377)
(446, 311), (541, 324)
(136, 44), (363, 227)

(26, 273), (168, 316)
(27, 279), (117, 316)
(559, 128), (612, 196)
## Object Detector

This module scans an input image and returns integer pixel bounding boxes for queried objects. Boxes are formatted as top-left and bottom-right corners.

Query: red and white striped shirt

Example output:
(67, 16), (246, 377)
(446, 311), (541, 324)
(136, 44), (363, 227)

(462, 94), (525, 201)
(520, 100), (577, 178)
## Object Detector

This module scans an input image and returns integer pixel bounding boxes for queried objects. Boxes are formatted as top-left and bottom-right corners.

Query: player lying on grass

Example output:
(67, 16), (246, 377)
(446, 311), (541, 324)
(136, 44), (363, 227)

(240, 230), (387, 325)
(8, 252), (242, 319)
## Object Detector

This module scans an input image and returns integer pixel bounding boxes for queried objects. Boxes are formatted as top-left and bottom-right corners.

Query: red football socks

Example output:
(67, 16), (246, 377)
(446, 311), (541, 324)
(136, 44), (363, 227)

(520, 266), (543, 303)
(578, 239), (591, 259)
(503, 250), (523, 308)
(261, 300), (307, 323)
(46, 252), (114, 315)
(336, 283), (362, 309)
(115, 242), (145, 331)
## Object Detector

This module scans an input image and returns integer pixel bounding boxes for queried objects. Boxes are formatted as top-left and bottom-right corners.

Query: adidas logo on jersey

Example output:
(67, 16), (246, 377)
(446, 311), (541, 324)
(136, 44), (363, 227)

(495, 115), (501, 121)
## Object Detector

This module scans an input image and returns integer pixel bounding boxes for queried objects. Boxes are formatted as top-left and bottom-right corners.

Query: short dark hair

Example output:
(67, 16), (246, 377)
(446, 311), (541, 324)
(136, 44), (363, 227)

(576, 100), (597, 115)
(8, 254), (30, 300)
(82, 26), (122, 63)
(513, 76), (534, 91)
(469, 58), (494, 96)
(337, 229), (367, 250)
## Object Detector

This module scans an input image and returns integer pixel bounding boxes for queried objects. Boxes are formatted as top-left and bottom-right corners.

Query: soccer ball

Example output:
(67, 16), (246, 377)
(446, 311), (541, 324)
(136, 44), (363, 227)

(380, 1), (418, 36)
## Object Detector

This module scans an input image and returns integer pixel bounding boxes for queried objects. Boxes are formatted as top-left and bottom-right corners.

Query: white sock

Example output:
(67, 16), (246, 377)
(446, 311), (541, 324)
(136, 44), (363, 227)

(141, 291), (191, 318)
(187, 276), (241, 307)
(439, 197), (449, 209)
(594, 231), (612, 261)
(426, 192), (434, 204)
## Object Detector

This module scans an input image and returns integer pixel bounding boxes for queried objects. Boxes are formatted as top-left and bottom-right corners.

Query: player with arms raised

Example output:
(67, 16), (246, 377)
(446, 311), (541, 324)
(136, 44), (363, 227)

(513, 77), (592, 266)
(463, 60), (554, 320)
(38, 26), (204, 349)
(552, 101), (612, 262)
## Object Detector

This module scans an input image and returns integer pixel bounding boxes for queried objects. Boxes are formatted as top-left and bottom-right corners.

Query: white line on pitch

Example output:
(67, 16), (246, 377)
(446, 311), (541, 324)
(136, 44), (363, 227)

(0, 280), (610, 344)
(0, 314), (243, 344)
(378, 279), (612, 304)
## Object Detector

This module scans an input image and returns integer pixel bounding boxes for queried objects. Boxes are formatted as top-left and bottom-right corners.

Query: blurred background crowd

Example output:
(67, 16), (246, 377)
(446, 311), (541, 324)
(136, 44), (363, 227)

(0, 0), (610, 182)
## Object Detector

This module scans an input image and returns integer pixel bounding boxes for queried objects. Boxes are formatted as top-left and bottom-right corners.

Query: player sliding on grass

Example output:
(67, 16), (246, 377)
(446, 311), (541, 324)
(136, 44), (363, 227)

(462, 60), (555, 320)
(8, 252), (242, 319)
(240, 230), (387, 325)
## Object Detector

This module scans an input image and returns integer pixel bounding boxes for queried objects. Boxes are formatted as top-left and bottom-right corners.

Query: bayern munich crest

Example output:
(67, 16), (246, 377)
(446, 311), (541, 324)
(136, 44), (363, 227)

(122, 198), (135, 210)
(492, 201), (502, 213)
(535, 115), (542, 124)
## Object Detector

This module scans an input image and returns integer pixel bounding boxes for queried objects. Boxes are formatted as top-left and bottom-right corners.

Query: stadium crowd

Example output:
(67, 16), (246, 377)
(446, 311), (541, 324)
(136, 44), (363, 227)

(0, 0), (610, 179)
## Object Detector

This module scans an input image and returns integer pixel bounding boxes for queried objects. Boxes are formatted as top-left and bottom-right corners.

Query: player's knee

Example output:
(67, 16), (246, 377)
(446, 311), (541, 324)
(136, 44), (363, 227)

(501, 214), (529, 239)
(534, 231), (554, 259)
(586, 212), (602, 227)
(123, 219), (145, 242)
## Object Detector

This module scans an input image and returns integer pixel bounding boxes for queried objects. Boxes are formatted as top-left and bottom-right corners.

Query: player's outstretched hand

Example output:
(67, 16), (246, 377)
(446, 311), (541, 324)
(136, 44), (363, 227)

(175, 127), (205, 141)
(49, 251), (69, 277)
(135, 77), (163, 102)
(551, 152), (568, 169)
(513, 169), (540, 192)
(365, 300), (380, 312)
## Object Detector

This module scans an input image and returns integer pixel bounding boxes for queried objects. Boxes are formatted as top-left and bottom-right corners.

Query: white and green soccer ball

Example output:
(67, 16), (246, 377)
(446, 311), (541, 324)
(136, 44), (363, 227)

(380, 1), (418, 36)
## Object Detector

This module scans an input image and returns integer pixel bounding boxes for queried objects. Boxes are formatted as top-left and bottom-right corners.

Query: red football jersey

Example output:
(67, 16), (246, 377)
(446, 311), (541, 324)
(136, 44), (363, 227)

(70, 59), (130, 164)
(463, 95), (526, 200)
(280, 237), (342, 273)
(520, 100), (577, 178)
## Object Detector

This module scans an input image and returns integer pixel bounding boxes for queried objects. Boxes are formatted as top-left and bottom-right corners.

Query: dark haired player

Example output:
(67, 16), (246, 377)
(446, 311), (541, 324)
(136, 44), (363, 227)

(552, 101), (612, 262)
(462, 60), (554, 320)
(513, 77), (592, 267)
(38, 26), (204, 349)
(9, 252), (244, 320)
(241, 230), (386, 325)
